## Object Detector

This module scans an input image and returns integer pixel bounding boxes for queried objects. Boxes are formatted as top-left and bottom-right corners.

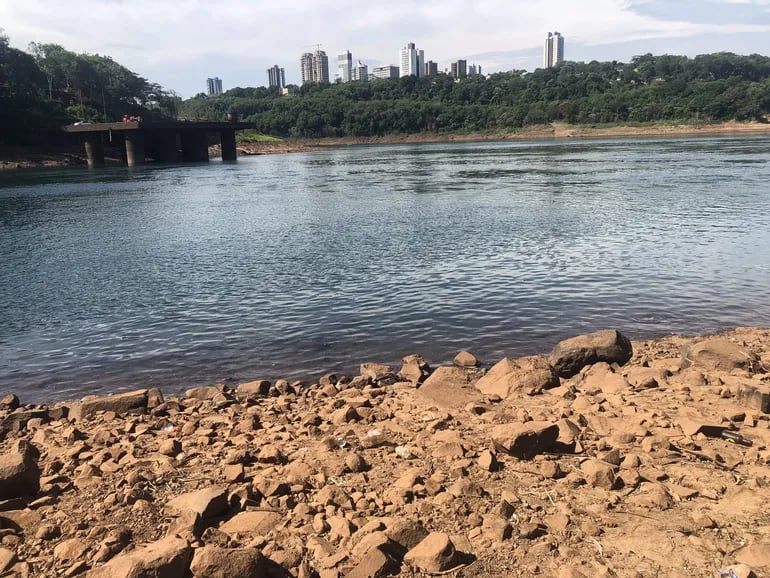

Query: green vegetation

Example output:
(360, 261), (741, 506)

(179, 52), (770, 138)
(0, 29), (179, 145)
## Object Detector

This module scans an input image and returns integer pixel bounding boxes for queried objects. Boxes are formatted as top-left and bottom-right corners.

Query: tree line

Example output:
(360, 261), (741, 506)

(178, 52), (770, 138)
(3, 32), (770, 145)
(0, 29), (180, 145)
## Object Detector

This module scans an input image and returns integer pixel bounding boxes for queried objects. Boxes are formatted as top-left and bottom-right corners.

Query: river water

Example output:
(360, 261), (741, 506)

(2, 137), (770, 402)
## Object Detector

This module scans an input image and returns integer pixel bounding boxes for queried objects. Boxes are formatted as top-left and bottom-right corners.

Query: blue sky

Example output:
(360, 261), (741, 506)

(2, 0), (770, 97)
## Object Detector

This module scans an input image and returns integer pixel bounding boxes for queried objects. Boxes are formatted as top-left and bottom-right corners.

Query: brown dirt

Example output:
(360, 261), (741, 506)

(1, 327), (770, 577)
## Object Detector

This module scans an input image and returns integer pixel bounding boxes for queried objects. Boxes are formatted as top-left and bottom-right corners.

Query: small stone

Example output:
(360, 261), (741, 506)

(478, 450), (498, 472)
(159, 439), (182, 456)
(582, 459), (617, 490)
(189, 545), (264, 578)
(454, 351), (479, 367)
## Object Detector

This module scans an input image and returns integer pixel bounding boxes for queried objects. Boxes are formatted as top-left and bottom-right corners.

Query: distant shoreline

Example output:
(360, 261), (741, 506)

(3, 121), (770, 170)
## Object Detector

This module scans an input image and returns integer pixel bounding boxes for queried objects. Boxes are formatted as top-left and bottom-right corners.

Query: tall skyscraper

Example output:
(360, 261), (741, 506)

(399, 42), (424, 78)
(424, 61), (438, 76)
(338, 51), (353, 83)
(468, 64), (482, 76)
(301, 50), (330, 84)
(267, 65), (285, 89)
(544, 32), (565, 68)
(450, 60), (467, 79)
(352, 60), (368, 82)
(206, 77), (223, 96)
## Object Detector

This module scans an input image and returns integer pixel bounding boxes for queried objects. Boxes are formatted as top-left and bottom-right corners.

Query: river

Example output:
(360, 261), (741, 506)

(1, 136), (770, 402)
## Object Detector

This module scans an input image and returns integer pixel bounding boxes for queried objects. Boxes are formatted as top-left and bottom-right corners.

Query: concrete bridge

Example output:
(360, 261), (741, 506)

(63, 120), (255, 167)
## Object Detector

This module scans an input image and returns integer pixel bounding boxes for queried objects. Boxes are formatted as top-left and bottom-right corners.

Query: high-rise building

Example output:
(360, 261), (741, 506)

(371, 65), (399, 79)
(352, 60), (368, 81)
(301, 50), (330, 84)
(450, 60), (467, 79)
(338, 51), (353, 83)
(468, 64), (482, 76)
(206, 77), (223, 96)
(544, 32), (565, 68)
(399, 42), (424, 78)
(267, 65), (285, 89)
(424, 61), (438, 76)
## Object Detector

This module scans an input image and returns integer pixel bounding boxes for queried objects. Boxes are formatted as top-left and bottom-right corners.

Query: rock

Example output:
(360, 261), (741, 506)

(681, 338), (760, 373)
(189, 545), (265, 578)
(491, 422), (559, 459)
(677, 415), (724, 437)
(403, 532), (458, 573)
(718, 564), (755, 578)
(385, 519), (429, 555)
(735, 382), (770, 413)
(453, 351), (479, 367)
(417, 366), (482, 408)
(346, 545), (399, 578)
(236, 380), (271, 399)
(582, 459), (617, 490)
(478, 450), (498, 472)
(185, 385), (222, 400)
(0, 394), (19, 411)
(579, 363), (630, 394)
(165, 486), (229, 522)
(549, 329), (633, 378)
(159, 439), (182, 456)
(69, 390), (148, 420)
(219, 511), (283, 537)
(735, 542), (770, 570)
(360, 363), (393, 382)
(398, 354), (431, 384)
(0, 547), (16, 572)
(0, 442), (40, 499)
(85, 536), (191, 578)
(53, 537), (91, 561)
(474, 356), (559, 397)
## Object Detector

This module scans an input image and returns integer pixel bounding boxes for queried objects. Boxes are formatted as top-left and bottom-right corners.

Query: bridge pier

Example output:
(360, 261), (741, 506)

(220, 129), (237, 161)
(181, 130), (209, 162)
(125, 131), (146, 166)
(83, 134), (105, 168)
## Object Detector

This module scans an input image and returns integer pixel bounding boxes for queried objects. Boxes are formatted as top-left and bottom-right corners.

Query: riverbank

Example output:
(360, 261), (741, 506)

(4, 121), (770, 171)
(1, 327), (769, 577)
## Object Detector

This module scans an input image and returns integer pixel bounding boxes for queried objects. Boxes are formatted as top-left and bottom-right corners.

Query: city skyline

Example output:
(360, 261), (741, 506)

(4, 1), (770, 97)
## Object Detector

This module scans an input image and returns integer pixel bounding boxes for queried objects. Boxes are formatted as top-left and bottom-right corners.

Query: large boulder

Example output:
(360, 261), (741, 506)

(474, 356), (559, 397)
(68, 389), (150, 421)
(85, 536), (191, 578)
(681, 338), (761, 373)
(549, 330), (633, 378)
(0, 441), (40, 500)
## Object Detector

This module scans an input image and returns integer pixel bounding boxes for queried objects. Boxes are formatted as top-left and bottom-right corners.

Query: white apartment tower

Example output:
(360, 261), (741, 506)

(544, 32), (565, 68)
(399, 42), (424, 78)
(338, 51), (353, 83)
(301, 50), (330, 84)
(352, 60), (368, 81)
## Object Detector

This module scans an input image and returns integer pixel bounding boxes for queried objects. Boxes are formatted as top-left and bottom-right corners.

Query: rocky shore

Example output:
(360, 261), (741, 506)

(1, 328), (770, 577)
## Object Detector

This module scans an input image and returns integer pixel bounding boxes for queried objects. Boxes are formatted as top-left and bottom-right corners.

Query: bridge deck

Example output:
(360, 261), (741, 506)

(63, 121), (254, 133)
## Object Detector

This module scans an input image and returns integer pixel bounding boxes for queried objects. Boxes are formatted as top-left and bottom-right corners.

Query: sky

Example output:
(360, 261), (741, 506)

(3, 0), (770, 97)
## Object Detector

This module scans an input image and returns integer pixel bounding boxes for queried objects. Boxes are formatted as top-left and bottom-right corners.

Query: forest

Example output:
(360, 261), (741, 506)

(3, 27), (770, 144)
(178, 52), (770, 138)
(0, 29), (179, 144)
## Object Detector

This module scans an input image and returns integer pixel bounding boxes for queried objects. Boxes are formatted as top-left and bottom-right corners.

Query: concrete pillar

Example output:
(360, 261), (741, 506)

(84, 134), (105, 168)
(125, 131), (146, 166)
(110, 132), (127, 164)
(220, 129), (237, 161)
(181, 130), (209, 162)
